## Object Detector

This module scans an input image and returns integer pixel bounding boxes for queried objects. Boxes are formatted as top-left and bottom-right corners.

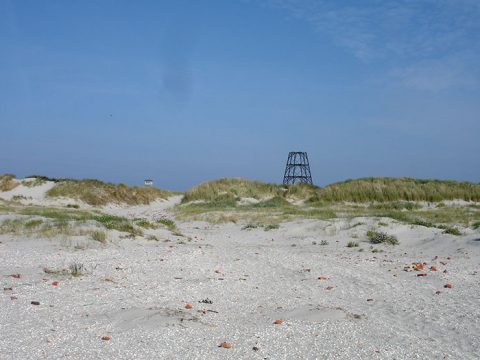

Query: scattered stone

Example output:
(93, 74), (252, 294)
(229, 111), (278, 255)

(10, 274), (21, 279)
(430, 266), (437, 271)
(318, 276), (328, 280)
(52, 281), (59, 286)
(31, 301), (40, 305)
(435, 291), (442, 295)
(325, 286), (334, 290)
(367, 298), (374, 302)
(417, 273), (427, 277)
(414, 263), (424, 271)
(444, 283), (452, 289)
(443, 269), (448, 274)
(219, 342), (232, 349)
(101, 336), (110, 341)
(10, 296), (17, 300)
(253, 346), (260, 351)
(440, 261), (448, 266)
(3, 287), (13, 291)
(185, 303), (193, 309)
(199, 298), (213, 304)
(274, 319), (283, 325)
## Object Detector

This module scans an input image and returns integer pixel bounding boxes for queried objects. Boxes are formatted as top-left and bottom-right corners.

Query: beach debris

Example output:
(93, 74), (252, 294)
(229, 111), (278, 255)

(101, 336), (110, 341)
(274, 319), (283, 325)
(253, 346), (260, 351)
(443, 269), (448, 274)
(367, 299), (374, 302)
(10, 296), (17, 300)
(185, 303), (193, 309)
(325, 286), (334, 290)
(444, 283), (453, 289)
(219, 342), (232, 349)
(52, 281), (59, 286)
(9, 274), (21, 279)
(199, 298), (213, 304)
(432, 256), (438, 261)
(435, 291), (442, 295)
(4, 287), (13, 291)
(318, 276), (328, 280)
(417, 273), (427, 277)
(403, 264), (415, 272)
(214, 269), (221, 274)
(440, 261), (448, 266)
(414, 263), (424, 271)
(31, 301), (40, 305)
(430, 266), (437, 272)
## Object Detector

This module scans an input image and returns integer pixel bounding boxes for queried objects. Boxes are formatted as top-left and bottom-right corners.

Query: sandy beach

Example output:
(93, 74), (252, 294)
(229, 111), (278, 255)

(1, 179), (479, 359)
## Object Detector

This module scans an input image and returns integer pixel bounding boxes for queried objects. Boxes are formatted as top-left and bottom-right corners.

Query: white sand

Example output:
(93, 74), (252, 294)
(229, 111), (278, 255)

(1, 184), (479, 359)
(1, 215), (479, 359)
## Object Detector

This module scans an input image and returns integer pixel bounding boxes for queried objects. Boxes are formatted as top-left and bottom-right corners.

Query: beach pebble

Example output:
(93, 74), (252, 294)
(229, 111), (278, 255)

(185, 303), (193, 309)
(274, 319), (283, 325)
(31, 301), (40, 305)
(218, 342), (232, 349)
(101, 336), (110, 341)
(444, 283), (453, 289)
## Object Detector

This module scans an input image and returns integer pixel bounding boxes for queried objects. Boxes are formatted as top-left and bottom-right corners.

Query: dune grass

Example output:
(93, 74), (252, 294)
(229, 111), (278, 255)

(315, 177), (480, 203)
(46, 178), (175, 206)
(0, 174), (19, 192)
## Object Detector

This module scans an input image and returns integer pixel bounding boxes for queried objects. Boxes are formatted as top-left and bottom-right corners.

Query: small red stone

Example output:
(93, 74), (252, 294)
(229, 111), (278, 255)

(102, 336), (110, 341)
(444, 283), (452, 289)
(52, 281), (59, 286)
(430, 266), (437, 271)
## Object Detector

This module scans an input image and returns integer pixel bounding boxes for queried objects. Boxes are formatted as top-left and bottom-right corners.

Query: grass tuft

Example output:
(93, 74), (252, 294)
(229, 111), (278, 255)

(91, 230), (107, 243)
(367, 229), (399, 245)
(347, 241), (359, 247)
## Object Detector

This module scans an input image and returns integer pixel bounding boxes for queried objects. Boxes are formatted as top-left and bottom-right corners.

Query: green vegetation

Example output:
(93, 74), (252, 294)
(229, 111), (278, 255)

(91, 230), (107, 243)
(46, 178), (174, 206)
(366, 230), (399, 245)
(0, 174), (18, 192)
(437, 225), (462, 236)
(264, 224), (280, 231)
(320, 240), (329, 245)
(69, 262), (84, 277)
(347, 241), (359, 247)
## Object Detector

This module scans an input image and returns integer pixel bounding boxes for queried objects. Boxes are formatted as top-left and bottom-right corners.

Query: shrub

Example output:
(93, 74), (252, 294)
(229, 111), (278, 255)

(367, 230), (399, 245)
(69, 262), (84, 276)
(91, 230), (107, 243)
(320, 240), (329, 246)
(347, 241), (359, 248)
(264, 224), (280, 231)
(438, 225), (462, 236)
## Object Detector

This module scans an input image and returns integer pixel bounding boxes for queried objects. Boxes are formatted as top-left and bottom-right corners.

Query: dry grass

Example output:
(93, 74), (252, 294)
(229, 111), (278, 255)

(0, 174), (19, 192)
(315, 177), (480, 202)
(46, 179), (175, 206)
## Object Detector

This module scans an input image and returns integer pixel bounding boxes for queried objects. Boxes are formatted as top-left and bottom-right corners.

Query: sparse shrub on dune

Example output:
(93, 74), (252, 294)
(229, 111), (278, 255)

(0, 174), (19, 192)
(367, 229), (399, 245)
(46, 179), (174, 206)
(91, 230), (107, 243)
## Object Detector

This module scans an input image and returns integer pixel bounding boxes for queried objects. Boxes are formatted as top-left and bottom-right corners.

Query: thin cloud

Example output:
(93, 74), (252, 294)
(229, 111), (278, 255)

(262, 0), (480, 90)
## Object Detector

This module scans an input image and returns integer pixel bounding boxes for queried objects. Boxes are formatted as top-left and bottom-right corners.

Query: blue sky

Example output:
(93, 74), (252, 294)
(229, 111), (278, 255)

(1, 0), (479, 190)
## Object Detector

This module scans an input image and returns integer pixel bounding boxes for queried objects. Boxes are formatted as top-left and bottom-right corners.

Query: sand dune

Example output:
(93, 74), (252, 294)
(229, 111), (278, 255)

(1, 179), (479, 359)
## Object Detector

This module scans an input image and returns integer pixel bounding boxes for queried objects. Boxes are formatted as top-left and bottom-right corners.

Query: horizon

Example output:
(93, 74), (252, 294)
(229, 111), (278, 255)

(1, 1), (479, 191)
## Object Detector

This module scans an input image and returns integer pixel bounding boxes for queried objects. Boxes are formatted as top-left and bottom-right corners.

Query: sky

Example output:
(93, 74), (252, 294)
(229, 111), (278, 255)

(1, 0), (479, 191)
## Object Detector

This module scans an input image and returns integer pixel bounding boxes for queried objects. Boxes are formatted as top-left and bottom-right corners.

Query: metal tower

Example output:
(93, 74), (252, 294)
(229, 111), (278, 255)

(282, 152), (313, 185)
